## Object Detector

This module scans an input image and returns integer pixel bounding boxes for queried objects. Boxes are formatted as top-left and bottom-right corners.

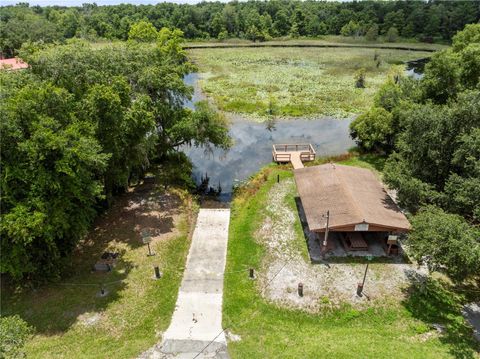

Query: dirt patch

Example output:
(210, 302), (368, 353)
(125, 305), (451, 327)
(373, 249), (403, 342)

(256, 178), (426, 312)
(75, 183), (183, 263)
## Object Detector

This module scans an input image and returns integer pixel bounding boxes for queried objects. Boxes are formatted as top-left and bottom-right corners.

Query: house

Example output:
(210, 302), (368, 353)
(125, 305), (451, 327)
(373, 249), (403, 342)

(294, 163), (410, 253)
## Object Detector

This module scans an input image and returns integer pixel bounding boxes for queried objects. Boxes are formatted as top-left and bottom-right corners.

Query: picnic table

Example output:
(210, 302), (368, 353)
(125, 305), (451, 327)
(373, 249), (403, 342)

(340, 232), (368, 251)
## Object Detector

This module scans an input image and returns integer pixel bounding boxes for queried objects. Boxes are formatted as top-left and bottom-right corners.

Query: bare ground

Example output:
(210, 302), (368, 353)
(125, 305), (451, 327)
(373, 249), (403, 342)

(255, 178), (427, 312)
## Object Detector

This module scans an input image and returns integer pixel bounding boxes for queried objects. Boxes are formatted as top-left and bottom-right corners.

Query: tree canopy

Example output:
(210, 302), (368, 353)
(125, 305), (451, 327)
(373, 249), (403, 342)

(1, 1), (480, 56)
(350, 24), (480, 282)
(1, 32), (230, 280)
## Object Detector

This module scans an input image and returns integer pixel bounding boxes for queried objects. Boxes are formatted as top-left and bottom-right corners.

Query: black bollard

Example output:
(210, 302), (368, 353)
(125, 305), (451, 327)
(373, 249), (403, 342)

(154, 266), (161, 279)
(356, 283), (363, 297)
(298, 283), (304, 297)
(277, 174), (280, 183)
(249, 268), (254, 279)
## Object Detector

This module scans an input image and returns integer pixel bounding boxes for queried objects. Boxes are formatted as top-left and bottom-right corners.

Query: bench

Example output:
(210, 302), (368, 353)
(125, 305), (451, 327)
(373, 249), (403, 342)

(340, 232), (368, 251)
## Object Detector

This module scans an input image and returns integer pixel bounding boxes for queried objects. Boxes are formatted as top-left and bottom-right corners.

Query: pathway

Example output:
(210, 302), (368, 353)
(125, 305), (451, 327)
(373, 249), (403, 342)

(139, 209), (231, 359)
(289, 152), (304, 169)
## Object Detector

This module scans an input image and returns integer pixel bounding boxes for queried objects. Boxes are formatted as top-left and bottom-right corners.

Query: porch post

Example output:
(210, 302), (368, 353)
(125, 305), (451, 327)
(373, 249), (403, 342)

(322, 210), (330, 253)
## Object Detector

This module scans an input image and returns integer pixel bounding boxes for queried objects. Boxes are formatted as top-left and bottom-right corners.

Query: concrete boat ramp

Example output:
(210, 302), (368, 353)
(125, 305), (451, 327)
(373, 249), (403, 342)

(140, 209), (231, 359)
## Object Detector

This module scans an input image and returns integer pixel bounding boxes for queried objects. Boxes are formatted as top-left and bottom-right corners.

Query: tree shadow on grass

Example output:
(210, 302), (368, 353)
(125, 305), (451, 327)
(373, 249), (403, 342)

(402, 273), (480, 358)
(1, 182), (181, 336)
(357, 153), (387, 172)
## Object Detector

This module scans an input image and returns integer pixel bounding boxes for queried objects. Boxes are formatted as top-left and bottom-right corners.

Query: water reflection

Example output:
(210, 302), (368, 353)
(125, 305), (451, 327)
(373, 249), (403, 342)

(405, 58), (429, 79)
(182, 116), (355, 201)
(183, 72), (205, 109)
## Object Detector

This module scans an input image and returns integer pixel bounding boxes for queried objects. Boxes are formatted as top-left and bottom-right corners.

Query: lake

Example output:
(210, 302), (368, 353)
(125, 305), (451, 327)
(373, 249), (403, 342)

(182, 72), (354, 201)
(182, 57), (425, 201)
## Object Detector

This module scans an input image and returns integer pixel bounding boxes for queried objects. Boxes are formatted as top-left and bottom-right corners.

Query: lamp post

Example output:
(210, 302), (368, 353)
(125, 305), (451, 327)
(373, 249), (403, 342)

(357, 255), (373, 296)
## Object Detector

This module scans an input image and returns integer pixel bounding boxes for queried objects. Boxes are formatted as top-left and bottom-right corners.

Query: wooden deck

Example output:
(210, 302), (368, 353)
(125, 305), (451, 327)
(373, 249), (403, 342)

(272, 144), (316, 169)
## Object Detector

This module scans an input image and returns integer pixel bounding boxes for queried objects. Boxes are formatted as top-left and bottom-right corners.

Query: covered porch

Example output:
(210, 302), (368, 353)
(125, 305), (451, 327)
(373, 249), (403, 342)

(293, 163), (410, 260)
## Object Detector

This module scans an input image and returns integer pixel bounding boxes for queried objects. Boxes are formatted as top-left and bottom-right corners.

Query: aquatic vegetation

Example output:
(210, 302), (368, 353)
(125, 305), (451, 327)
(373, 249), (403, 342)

(189, 47), (432, 119)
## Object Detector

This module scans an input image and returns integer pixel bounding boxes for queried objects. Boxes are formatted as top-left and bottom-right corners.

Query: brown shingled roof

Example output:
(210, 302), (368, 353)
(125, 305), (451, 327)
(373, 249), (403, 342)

(294, 164), (410, 232)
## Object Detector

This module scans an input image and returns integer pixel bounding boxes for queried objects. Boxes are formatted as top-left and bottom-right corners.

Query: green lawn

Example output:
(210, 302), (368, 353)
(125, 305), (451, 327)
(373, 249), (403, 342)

(223, 162), (479, 358)
(188, 46), (433, 119)
(1, 186), (195, 358)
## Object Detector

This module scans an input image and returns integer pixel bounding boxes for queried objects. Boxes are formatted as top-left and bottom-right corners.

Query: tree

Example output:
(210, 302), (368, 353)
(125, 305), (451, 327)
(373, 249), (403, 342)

(0, 78), (109, 279)
(422, 50), (461, 103)
(340, 20), (361, 37)
(374, 80), (403, 112)
(444, 127), (480, 221)
(246, 25), (262, 42)
(3, 36), (230, 280)
(458, 43), (480, 89)
(128, 20), (158, 42)
(217, 30), (228, 41)
(386, 27), (399, 42)
(409, 206), (480, 282)
(273, 9), (290, 36)
(349, 107), (393, 152)
(452, 23), (480, 52)
(0, 315), (32, 359)
(365, 24), (379, 41)
(289, 22), (300, 38)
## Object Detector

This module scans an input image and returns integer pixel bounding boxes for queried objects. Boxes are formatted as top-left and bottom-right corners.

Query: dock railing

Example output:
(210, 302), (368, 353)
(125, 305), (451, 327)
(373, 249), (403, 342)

(272, 144), (316, 163)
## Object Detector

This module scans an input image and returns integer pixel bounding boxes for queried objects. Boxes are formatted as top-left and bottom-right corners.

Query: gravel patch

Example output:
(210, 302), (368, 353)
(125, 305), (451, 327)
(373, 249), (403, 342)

(256, 178), (427, 311)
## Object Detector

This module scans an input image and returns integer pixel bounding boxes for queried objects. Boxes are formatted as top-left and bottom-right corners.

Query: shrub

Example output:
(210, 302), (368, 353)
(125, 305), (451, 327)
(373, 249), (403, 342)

(365, 24), (379, 41)
(217, 30), (228, 41)
(386, 27), (399, 42)
(128, 20), (158, 42)
(354, 68), (366, 88)
(0, 316), (33, 359)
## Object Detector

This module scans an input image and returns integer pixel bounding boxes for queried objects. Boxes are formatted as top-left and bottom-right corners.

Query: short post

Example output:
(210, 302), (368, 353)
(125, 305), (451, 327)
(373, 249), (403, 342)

(277, 174), (280, 183)
(356, 282), (363, 296)
(249, 268), (255, 279)
(97, 283), (108, 297)
(147, 242), (155, 256)
(298, 283), (304, 297)
(154, 266), (161, 279)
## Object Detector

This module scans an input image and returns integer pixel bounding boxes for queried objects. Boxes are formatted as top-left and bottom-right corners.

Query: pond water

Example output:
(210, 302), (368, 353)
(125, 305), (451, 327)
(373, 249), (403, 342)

(181, 112), (354, 201)
(182, 118), (354, 201)
(405, 58), (429, 79)
(182, 57), (425, 201)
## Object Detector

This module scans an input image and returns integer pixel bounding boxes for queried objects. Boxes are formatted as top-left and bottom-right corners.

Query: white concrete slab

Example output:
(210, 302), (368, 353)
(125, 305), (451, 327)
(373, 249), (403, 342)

(139, 209), (231, 359)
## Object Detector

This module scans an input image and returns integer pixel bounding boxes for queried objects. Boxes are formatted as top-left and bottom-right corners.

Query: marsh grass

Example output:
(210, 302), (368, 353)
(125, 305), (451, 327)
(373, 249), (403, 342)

(224, 161), (478, 358)
(189, 47), (432, 120)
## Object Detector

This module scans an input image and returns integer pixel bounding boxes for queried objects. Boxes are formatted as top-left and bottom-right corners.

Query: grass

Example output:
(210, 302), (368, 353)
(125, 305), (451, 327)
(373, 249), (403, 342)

(188, 46), (433, 119)
(186, 35), (449, 50)
(1, 185), (196, 359)
(306, 150), (387, 175)
(223, 162), (479, 358)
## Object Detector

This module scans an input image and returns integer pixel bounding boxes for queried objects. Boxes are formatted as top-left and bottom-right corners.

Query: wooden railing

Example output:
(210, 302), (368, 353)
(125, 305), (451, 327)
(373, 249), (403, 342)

(272, 143), (316, 163)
